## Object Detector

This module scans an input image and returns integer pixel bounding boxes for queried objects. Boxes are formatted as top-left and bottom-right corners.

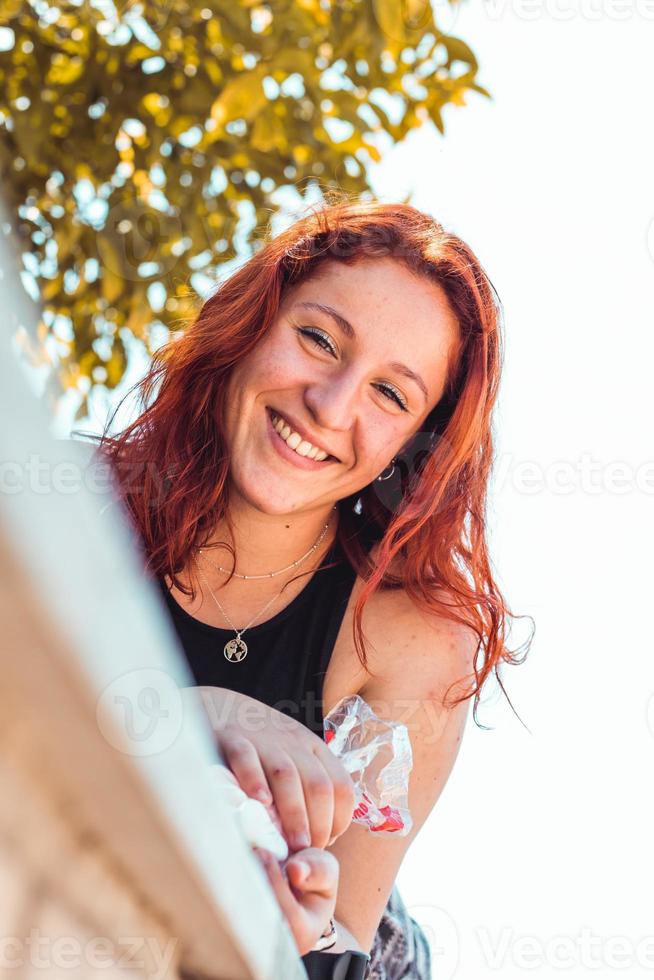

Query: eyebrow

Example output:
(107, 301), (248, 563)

(294, 301), (429, 404)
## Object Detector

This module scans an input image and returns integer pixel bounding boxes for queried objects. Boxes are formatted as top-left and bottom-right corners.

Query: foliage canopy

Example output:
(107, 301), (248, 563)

(0, 0), (489, 419)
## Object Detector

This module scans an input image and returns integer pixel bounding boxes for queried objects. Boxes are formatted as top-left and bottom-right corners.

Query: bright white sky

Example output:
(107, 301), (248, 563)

(46, 3), (654, 976)
(377, 5), (654, 979)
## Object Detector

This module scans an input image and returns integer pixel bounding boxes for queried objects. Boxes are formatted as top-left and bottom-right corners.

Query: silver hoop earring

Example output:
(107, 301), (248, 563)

(376, 458), (397, 482)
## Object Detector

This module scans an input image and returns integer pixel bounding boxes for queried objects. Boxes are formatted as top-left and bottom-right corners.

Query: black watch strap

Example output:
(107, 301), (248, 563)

(301, 949), (370, 980)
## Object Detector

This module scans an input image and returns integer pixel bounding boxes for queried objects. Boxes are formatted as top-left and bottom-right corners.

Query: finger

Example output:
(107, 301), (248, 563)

(285, 857), (311, 895)
(262, 753), (310, 851)
(256, 849), (303, 930)
(297, 753), (335, 851)
(313, 743), (356, 841)
(284, 855), (337, 930)
(220, 734), (273, 805)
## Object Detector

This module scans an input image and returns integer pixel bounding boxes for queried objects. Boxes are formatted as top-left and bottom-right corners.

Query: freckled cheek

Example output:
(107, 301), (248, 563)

(242, 344), (303, 391)
(222, 348), (300, 446)
(222, 365), (257, 450)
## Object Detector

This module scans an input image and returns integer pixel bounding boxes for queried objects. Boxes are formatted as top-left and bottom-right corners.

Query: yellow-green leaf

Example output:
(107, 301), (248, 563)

(46, 55), (84, 86)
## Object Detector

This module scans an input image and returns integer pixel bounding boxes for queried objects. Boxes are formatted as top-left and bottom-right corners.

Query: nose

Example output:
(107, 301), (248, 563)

(303, 371), (359, 435)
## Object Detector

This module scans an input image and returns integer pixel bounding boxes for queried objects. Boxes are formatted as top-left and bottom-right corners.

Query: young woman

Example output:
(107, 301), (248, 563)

(88, 197), (531, 978)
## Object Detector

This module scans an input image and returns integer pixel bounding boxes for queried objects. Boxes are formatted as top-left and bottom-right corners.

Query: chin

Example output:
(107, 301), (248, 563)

(229, 473), (302, 516)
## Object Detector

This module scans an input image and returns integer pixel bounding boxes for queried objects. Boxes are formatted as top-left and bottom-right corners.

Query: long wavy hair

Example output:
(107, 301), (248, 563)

(80, 194), (534, 728)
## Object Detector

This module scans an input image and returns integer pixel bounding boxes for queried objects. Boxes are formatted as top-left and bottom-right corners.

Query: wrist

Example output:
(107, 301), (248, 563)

(312, 917), (337, 951)
(328, 917), (364, 954)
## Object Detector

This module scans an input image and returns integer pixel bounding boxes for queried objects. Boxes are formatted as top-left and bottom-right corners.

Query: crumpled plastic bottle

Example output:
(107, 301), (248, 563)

(323, 694), (413, 837)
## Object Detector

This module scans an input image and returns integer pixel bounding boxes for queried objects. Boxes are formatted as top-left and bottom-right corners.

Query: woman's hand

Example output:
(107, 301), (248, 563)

(190, 685), (356, 851)
(253, 846), (339, 957)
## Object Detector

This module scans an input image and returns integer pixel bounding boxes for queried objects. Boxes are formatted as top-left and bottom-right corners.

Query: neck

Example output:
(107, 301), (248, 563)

(202, 499), (339, 578)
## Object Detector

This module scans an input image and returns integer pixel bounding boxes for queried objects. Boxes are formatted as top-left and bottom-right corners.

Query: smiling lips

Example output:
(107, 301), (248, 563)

(269, 410), (333, 461)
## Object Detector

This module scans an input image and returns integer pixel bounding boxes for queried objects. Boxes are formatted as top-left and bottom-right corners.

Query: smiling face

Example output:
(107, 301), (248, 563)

(222, 256), (460, 516)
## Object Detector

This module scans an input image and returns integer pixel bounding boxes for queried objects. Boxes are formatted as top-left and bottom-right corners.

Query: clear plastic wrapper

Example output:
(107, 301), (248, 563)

(324, 694), (413, 837)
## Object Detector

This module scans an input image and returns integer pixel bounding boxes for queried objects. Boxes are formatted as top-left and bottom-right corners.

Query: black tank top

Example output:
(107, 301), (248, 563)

(155, 534), (363, 739)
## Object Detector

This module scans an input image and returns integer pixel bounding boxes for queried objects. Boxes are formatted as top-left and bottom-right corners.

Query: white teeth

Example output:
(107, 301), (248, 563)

(270, 412), (330, 461)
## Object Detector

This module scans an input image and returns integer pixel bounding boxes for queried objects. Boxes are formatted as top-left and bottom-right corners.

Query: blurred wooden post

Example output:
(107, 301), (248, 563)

(0, 197), (307, 980)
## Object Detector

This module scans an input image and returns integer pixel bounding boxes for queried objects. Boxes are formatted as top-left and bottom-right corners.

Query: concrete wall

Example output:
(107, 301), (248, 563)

(0, 198), (307, 980)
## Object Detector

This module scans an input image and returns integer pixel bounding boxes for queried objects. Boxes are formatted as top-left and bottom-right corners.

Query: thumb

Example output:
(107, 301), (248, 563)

(286, 850), (339, 896)
(287, 858), (311, 885)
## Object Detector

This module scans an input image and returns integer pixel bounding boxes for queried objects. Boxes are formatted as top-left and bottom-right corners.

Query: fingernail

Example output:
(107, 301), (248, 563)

(255, 788), (272, 804)
(292, 831), (310, 850)
(294, 860), (310, 882)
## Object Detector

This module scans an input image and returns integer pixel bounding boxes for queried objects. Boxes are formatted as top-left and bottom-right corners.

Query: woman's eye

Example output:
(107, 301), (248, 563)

(298, 327), (337, 357)
(298, 327), (408, 411)
(374, 384), (409, 411)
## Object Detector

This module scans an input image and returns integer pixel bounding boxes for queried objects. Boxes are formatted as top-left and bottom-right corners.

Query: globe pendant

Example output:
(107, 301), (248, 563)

(224, 636), (248, 662)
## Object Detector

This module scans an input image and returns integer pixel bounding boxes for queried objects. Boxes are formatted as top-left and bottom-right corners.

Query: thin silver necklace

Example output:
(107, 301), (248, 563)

(196, 510), (336, 663)
(199, 505), (337, 580)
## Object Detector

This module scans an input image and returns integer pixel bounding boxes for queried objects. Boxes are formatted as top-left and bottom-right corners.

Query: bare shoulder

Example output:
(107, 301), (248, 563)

(322, 539), (477, 715)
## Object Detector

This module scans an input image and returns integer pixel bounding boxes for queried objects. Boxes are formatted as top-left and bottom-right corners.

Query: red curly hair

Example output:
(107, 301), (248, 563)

(81, 195), (533, 728)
